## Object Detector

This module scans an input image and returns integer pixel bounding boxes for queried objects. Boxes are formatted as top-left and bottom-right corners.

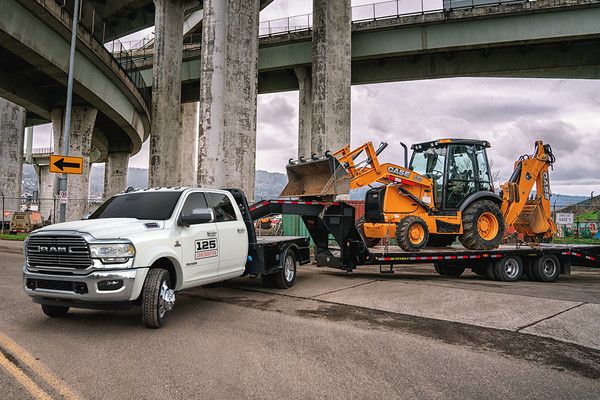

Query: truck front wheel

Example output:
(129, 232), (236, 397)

(41, 304), (69, 318)
(142, 268), (175, 329)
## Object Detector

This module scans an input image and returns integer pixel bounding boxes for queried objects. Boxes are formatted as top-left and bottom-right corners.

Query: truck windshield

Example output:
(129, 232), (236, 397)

(89, 192), (182, 220)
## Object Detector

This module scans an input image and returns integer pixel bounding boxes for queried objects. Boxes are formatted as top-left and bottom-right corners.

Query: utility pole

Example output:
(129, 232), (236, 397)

(1, 192), (4, 235)
(58, 0), (81, 223)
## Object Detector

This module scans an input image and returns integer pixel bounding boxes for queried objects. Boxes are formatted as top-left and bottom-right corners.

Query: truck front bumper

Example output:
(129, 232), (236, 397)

(23, 266), (149, 305)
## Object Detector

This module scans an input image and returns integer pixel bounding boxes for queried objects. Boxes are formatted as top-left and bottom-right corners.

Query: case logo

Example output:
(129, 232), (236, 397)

(195, 239), (218, 259)
(387, 166), (410, 178)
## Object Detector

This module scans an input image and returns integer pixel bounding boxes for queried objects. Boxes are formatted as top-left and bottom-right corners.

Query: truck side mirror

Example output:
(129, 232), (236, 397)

(179, 208), (214, 226)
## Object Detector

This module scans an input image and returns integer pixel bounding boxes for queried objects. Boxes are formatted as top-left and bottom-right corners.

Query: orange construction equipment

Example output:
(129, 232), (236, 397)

(281, 139), (556, 251)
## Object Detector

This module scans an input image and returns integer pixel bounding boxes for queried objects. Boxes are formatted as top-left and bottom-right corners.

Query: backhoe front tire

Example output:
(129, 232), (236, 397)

(459, 200), (505, 250)
(357, 217), (380, 248)
(396, 216), (429, 252)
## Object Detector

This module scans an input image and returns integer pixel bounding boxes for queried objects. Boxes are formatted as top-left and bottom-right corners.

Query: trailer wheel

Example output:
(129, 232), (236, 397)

(41, 304), (69, 318)
(459, 200), (505, 250)
(484, 261), (497, 281)
(396, 216), (429, 252)
(530, 254), (560, 282)
(142, 268), (175, 329)
(357, 217), (380, 248)
(493, 255), (523, 282)
(434, 262), (465, 277)
(264, 249), (297, 289)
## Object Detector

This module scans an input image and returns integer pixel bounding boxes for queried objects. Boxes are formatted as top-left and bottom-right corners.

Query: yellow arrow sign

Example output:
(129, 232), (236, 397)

(49, 155), (83, 175)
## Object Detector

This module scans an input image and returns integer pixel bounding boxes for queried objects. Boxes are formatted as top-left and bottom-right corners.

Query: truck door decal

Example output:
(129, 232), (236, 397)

(195, 239), (218, 259)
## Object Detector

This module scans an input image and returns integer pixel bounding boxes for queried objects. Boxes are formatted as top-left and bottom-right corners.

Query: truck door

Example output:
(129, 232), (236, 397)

(206, 192), (248, 277)
(178, 192), (220, 285)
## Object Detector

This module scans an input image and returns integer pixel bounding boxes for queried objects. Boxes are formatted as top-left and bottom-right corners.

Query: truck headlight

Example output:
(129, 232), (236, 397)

(89, 243), (135, 264)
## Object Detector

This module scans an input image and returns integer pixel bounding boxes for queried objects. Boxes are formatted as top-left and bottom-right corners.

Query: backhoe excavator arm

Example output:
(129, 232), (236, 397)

(334, 142), (430, 190)
(500, 140), (556, 240)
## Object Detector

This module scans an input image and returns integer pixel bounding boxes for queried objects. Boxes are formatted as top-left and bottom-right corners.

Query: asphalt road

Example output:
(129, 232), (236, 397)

(1, 250), (599, 399)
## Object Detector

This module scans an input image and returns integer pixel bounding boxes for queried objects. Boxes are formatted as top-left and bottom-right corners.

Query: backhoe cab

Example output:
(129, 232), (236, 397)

(281, 139), (555, 252)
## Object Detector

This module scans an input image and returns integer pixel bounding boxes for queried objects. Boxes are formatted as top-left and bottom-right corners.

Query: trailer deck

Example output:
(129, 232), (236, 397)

(249, 199), (600, 281)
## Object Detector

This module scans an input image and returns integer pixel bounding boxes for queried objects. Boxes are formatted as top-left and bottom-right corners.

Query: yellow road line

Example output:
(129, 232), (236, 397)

(0, 350), (52, 400)
(0, 333), (81, 400)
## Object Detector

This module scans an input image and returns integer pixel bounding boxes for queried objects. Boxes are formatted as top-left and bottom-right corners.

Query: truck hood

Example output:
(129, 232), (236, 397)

(34, 218), (165, 239)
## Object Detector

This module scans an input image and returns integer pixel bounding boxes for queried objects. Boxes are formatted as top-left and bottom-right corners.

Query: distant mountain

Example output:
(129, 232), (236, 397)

(19, 166), (589, 209)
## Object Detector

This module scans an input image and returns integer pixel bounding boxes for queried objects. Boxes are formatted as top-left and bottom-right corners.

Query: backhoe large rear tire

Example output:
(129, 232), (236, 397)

(459, 200), (505, 250)
(357, 217), (380, 248)
(396, 216), (429, 252)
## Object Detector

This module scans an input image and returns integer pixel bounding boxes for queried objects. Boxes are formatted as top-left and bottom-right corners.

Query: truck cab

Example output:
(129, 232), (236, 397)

(23, 188), (310, 328)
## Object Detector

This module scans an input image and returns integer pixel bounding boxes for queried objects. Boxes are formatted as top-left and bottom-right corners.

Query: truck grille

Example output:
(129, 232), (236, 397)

(27, 236), (91, 269)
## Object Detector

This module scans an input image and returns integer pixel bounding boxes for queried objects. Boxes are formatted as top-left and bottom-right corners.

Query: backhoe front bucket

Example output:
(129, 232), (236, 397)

(280, 156), (350, 198)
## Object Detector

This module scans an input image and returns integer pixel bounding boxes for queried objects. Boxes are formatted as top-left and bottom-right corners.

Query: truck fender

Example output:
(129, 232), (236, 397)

(143, 250), (184, 291)
(459, 192), (502, 211)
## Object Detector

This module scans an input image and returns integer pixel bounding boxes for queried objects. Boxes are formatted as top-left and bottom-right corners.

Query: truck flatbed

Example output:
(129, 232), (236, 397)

(249, 199), (600, 281)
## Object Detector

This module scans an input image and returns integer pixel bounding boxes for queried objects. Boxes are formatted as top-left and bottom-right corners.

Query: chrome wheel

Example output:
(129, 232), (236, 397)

(542, 258), (558, 277)
(284, 255), (295, 283)
(158, 280), (175, 318)
(504, 258), (519, 279)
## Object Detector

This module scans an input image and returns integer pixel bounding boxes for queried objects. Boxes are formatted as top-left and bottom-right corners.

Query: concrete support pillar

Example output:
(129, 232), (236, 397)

(51, 107), (97, 221)
(35, 165), (55, 223)
(149, 0), (188, 187)
(180, 102), (198, 187)
(311, 0), (352, 154)
(198, 0), (260, 200)
(104, 152), (130, 199)
(0, 98), (25, 212)
(294, 67), (312, 159)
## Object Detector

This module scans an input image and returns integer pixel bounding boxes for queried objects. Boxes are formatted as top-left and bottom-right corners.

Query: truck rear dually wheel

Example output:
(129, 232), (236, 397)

(262, 248), (297, 289)
(142, 268), (175, 329)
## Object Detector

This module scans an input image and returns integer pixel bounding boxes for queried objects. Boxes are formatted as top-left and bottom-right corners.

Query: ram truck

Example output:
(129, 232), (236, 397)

(23, 188), (310, 328)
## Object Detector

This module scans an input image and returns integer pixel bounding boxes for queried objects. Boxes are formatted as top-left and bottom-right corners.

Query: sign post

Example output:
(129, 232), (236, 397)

(58, 0), (81, 223)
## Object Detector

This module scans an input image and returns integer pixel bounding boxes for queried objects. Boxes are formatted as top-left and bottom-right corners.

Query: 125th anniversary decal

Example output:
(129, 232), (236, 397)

(195, 239), (218, 259)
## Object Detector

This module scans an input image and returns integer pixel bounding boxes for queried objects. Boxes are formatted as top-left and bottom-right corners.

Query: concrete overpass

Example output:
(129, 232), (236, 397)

(0, 0), (151, 219)
(135, 0), (600, 98)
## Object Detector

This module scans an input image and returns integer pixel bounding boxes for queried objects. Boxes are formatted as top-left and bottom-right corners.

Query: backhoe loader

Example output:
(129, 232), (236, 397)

(280, 139), (556, 252)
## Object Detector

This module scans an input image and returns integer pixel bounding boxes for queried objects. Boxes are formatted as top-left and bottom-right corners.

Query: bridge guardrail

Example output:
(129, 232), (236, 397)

(46, 0), (151, 107)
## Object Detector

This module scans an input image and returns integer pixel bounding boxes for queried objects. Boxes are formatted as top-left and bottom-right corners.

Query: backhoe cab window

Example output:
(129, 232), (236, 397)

(446, 145), (478, 209)
(410, 146), (447, 208)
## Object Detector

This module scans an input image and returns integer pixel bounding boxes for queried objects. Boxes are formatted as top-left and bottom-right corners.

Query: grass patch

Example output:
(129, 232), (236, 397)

(552, 237), (600, 245)
(0, 233), (28, 241)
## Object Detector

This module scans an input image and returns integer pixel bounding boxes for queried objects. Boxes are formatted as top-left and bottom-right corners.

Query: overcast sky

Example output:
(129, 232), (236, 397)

(31, 0), (600, 196)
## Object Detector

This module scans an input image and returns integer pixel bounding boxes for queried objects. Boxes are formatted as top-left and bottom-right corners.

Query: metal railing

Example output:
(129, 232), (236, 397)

(120, 0), (532, 51)
(44, 0), (151, 106)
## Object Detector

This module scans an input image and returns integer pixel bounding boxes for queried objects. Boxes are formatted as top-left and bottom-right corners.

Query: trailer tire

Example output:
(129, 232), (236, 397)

(530, 254), (560, 282)
(357, 217), (380, 248)
(459, 200), (505, 250)
(493, 255), (523, 282)
(265, 249), (297, 289)
(434, 262), (465, 277)
(41, 304), (69, 318)
(485, 261), (497, 281)
(142, 268), (174, 329)
(396, 216), (429, 252)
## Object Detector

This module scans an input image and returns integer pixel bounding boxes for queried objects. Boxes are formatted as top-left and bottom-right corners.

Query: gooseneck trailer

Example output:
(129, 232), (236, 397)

(249, 199), (600, 282)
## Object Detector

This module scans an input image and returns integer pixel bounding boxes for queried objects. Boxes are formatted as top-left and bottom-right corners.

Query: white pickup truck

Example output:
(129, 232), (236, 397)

(23, 188), (310, 328)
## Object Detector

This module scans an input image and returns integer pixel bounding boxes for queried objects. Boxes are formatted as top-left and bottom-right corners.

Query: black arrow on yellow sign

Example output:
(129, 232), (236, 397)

(53, 157), (80, 171)
(49, 155), (83, 175)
